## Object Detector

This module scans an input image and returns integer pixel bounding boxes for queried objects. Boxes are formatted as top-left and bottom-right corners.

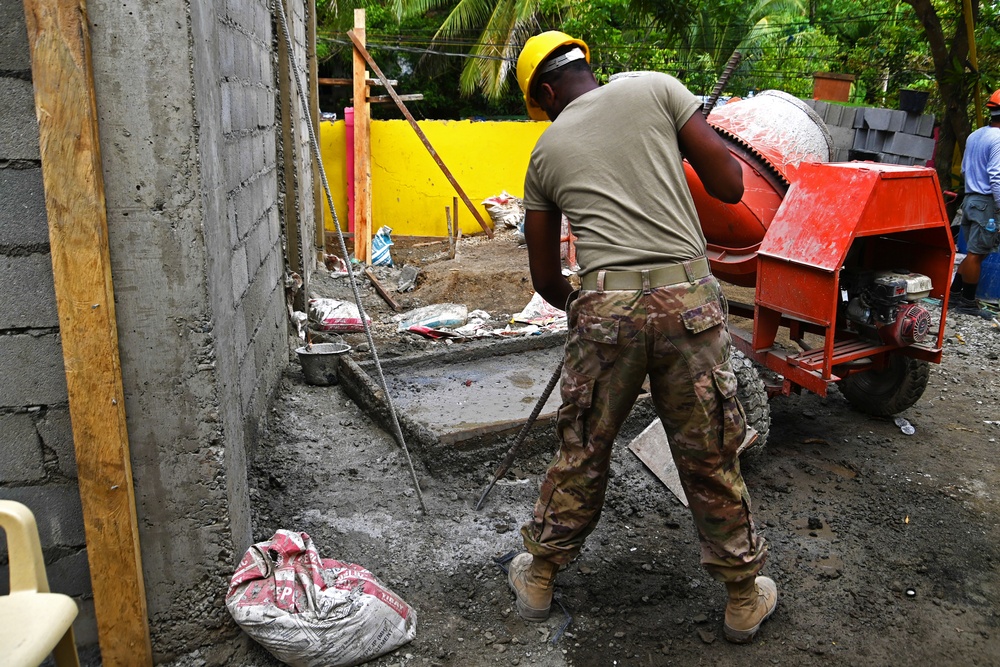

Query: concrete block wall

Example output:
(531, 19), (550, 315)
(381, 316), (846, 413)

(0, 0), (311, 663)
(803, 99), (936, 166)
(82, 0), (307, 660)
(0, 0), (98, 656)
(287, 0), (318, 278)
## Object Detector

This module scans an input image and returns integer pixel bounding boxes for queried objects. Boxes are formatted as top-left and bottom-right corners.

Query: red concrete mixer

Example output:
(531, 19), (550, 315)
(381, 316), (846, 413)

(686, 91), (954, 445)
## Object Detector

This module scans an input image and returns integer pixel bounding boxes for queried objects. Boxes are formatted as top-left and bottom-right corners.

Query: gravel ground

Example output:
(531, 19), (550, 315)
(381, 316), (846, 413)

(224, 230), (1000, 667)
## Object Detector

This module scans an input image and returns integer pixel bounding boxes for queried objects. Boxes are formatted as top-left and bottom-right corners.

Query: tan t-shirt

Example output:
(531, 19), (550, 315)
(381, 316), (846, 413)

(522, 73), (704, 273)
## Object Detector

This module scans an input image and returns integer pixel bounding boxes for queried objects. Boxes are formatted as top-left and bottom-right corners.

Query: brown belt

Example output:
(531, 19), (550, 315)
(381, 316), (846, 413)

(580, 257), (711, 291)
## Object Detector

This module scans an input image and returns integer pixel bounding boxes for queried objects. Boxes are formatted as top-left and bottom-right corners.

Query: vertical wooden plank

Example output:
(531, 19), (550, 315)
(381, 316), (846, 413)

(21, 0), (153, 664)
(278, 0), (302, 276)
(307, 0), (324, 263)
(352, 8), (372, 263)
(347, 32), (494, 238)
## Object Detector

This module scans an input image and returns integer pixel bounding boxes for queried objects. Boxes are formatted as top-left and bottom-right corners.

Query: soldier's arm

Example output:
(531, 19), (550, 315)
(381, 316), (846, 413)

(678, 112), (744, 204)
(525, 208), (575, 310)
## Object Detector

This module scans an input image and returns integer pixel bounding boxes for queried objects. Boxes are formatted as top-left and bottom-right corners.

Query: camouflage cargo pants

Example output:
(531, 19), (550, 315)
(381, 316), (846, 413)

(521, 273), (768, 582)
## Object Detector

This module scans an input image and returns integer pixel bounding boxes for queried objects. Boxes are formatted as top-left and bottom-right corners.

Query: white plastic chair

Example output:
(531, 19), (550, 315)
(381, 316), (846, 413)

(0, 500), (80, 667)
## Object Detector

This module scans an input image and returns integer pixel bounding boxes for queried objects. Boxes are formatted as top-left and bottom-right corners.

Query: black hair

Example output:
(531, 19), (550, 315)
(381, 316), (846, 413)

(530, 44), (592, 102)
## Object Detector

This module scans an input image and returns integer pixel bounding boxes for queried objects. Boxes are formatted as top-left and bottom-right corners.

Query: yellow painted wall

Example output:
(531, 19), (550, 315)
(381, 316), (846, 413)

(320, 118), (548, 238)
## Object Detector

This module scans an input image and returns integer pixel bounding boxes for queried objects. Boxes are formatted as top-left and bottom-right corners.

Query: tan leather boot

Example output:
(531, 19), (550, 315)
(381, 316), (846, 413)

(724, 575), (778, 644)
(507, 553), (558, 622)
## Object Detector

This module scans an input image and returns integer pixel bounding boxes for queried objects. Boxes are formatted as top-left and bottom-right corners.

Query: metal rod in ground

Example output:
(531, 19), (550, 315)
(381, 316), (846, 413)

(475, 360), (564, 510)
(275, 1), (426, 512)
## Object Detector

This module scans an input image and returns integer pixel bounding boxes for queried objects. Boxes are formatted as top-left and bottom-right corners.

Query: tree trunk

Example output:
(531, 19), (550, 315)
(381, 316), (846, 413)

(902, 0), (975, 194)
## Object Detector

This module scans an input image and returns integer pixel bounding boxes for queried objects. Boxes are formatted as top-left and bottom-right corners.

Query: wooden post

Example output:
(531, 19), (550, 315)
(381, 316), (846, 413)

(22, 0), (153, 663)
(352, 8), (372, 263)
(446, 206), (455, 259)
(347, 30), (494, 238)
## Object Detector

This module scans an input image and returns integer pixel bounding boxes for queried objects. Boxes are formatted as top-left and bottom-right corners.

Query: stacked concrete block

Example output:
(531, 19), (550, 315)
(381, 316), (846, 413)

(802, 98), (936, 166)
(852, 106), (936, 166)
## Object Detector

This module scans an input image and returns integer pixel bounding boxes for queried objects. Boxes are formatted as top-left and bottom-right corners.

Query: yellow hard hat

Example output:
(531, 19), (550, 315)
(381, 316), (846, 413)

(516, 31), (590, 121)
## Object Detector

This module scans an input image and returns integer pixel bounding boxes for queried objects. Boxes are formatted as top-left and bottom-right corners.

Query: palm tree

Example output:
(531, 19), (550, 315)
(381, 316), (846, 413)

(389, 0), (545, 100)
(678, 0), (804, 92)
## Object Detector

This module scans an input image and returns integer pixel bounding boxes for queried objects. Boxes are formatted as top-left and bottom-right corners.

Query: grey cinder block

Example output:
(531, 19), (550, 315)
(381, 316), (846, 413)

(0, 484), (85, 548)
(0, 3), (31, 71)
(0, 254), (59, 329)
(0, 412), (45, 483)
(0, 333), (68, 407)
(863, 108), (892, 131)
(37, 406), (76, 479)
(888, 110), (906, 133)
(883, 133), (936, 160)
(827, 125), (856, 151)
(0, 167), (49, 248)
(0, 78), (41, 160)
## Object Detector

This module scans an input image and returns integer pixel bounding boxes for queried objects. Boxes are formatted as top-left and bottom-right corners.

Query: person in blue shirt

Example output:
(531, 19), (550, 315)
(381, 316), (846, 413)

(950, 90), (1000, 318)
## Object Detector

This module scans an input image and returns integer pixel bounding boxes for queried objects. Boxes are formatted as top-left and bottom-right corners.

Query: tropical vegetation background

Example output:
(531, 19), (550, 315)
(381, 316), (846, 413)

(313, 0), (999, 187)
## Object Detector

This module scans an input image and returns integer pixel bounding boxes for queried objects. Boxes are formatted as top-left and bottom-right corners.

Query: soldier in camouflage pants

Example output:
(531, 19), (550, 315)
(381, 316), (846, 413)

(521, 275), (767, 582)
(509, 31), (776, 642)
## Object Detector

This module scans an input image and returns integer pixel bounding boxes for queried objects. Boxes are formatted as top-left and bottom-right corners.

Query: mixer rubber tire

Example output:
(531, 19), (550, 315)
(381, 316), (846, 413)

(733, 349), (770, 457)
(840, 355), (930, 417)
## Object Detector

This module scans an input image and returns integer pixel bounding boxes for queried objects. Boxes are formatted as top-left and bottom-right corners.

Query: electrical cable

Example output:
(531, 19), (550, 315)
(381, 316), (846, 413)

(275, 0), (427, 514)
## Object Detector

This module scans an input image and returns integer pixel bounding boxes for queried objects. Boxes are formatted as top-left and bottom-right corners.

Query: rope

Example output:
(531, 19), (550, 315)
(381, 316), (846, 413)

(274, 0), (426, 513)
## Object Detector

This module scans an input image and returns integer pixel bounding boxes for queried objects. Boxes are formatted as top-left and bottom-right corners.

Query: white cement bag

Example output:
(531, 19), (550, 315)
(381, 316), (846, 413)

(482, 191), (524, 229)
(226, 530), (417, 667)
(309, 298), (371, 332)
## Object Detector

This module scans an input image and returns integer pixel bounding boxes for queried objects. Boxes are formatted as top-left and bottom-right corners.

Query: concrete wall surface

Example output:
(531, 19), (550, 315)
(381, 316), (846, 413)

(0, 0), (313, 664)
(85, 0), (308, 661)
(320, 118), (547, 238)
(0, 0), (98, 658)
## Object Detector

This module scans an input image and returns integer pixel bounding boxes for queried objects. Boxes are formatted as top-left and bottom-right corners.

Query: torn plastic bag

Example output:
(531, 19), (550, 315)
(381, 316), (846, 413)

(309, 298), (371, 332)
(226, 530), (417, 667)
(371, 226), (394, 267)
(396, 303), (468, 332)
(482, 191), (525, 229)
(512, 292), (566, 327)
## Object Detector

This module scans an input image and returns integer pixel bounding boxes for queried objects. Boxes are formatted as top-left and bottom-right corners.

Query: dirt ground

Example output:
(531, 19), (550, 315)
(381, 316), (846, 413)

(244, 231), (1000, 667)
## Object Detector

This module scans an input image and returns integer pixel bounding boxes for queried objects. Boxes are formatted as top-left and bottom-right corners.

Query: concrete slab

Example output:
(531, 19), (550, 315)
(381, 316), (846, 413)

(339, 334), (568, 461)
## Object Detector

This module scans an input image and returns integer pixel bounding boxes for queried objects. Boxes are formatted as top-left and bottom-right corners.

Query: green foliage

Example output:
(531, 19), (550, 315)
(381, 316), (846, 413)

(312, 0), (1000, 124)
(735, 24), (841, 98)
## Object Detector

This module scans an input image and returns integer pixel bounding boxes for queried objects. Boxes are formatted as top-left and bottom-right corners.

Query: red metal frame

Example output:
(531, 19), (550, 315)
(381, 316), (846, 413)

(731, 162), (954, 397)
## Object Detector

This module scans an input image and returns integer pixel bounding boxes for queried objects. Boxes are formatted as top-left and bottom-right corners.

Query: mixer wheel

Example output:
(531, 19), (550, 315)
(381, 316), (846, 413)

(733, 349), (770, 457)
(840, 355), (930, 416)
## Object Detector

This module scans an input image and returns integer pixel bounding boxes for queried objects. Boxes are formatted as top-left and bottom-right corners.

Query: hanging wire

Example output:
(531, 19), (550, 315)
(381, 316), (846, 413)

(275, 0), (427, 514)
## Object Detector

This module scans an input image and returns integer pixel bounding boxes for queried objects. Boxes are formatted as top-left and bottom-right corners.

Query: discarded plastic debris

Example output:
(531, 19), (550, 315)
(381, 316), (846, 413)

(404, 325), (463, 340)
(454, 309), (492, 337)
(226, 530), (416, 667)
(482, 191), (524, 229)
(309, 298), (371, 332)
(396, 303), (468, 332)
(894, 417), (916, 435)
(905, 587), (916, 598)
(291, 311), (308, 340)
(397, 265), (419, 292)
(512, 292), (567, 329)
(325, 253), (348, 277)
(372, 225), (395, 266)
